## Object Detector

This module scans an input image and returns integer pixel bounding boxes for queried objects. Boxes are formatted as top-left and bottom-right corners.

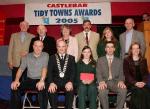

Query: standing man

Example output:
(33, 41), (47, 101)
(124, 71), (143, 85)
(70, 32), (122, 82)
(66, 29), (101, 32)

(29, 25), (57, 56)
(96, 41), (127, 109)
(11, 40), (49, 109)
(8, 21), (34, 108)
(75, 20), (100, 61)
(119, 18), (146, 59)
(47, 40), (76, 109)
(8, 21), (34, 81)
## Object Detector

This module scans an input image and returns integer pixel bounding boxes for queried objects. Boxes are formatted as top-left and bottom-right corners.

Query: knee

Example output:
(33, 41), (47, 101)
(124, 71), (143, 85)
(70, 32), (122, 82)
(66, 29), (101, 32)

(78, 85), (86, 93)
(98, 89), (108, 97)
(89, 85), (97, 92)
(118, 88), (127, 96)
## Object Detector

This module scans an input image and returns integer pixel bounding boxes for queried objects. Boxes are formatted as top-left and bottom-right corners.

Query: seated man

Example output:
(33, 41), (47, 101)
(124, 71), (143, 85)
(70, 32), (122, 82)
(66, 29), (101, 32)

(96, 41), (127, 109)
(47, 40), (76, 109)
(11, 40), (49, 109)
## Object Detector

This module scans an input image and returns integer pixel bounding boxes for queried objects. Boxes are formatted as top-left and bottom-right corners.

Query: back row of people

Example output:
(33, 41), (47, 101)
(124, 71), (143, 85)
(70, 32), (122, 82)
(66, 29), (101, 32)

(8, 18), (148, 109)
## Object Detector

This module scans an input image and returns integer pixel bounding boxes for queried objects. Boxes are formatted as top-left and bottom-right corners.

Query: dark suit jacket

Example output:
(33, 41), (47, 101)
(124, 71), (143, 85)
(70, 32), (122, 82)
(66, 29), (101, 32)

(47, 54), (76, 85)
(29, 35), (57, 56)
(123, 57), (149, 86)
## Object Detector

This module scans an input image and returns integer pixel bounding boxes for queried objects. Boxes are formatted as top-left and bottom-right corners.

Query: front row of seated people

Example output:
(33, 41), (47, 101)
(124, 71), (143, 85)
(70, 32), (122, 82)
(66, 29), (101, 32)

(11, 40), (150, 109)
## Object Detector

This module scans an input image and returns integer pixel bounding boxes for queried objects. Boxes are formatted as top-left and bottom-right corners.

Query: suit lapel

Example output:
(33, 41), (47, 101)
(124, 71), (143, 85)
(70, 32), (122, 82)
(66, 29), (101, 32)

(16, 33), (22, 44)
(80, 32), (86, 45)
(122, 32), (126, 53)
(89, 31), (93, 46)
(111, 57), (116, 78)
(23, 32), (29, 43)
(103, 56), (109, 77)
(132, 29), (136, 42)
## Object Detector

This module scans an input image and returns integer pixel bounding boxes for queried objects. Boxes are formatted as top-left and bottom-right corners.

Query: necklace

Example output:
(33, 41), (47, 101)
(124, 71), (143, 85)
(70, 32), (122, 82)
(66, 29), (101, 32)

(56, 54), (69, 78)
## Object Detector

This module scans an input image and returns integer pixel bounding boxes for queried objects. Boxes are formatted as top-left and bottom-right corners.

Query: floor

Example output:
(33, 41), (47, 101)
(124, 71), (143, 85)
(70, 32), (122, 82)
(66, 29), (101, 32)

(0, 99), (10, 109)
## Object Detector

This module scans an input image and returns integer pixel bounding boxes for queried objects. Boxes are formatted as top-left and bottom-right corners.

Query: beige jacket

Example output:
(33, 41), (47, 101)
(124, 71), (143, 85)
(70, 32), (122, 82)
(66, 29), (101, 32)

(75, 31), (100, 61)
(8, 32), (34, 67)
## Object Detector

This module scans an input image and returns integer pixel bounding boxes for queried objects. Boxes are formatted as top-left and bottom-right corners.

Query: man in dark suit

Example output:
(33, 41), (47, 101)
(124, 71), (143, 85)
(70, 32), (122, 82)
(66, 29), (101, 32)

(96, 41), (127, 109)
(47, 40), (76, 109)
(29, 25), (57, 56)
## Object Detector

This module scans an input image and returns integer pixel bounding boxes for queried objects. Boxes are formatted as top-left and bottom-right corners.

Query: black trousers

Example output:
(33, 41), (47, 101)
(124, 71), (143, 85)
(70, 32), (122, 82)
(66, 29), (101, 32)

(11, 67), (28, 109)
(11, 78), (47, 109)
(48, 81), (74, 109)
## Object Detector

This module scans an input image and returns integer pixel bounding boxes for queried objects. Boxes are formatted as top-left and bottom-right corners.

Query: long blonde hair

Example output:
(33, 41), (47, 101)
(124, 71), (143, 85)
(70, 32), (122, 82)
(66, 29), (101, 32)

(101, 27), (117, 43)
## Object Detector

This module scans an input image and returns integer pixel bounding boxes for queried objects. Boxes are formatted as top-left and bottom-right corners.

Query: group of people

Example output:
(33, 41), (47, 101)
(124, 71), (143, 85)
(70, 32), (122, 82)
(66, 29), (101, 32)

(8, 18), (150, 109)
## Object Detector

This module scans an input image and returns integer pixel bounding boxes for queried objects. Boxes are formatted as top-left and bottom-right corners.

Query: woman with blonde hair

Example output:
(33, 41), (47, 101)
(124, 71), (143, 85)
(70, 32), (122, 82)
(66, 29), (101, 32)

(57, 24), (78, 62)
(97, 27), (120, 57)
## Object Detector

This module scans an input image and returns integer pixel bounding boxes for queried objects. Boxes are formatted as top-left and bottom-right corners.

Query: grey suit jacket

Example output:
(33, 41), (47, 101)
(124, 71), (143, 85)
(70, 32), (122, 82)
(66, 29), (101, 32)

(75, 31), (100, 61)
(96, 56), (124, 83)
(8, 32), (34, 67)
(119, 29), (146, 59)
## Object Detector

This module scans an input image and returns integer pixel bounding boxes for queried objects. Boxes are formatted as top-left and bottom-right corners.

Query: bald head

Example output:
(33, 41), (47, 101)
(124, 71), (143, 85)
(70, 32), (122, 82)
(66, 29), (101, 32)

(19, 21), (29, 32)
(56, 40), (68, 54)
(125, 18), (135, 31)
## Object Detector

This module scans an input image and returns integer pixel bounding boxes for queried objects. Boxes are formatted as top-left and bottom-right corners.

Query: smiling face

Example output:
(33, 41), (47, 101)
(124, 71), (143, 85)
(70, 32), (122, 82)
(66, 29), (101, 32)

(62, 27), (70, 37)
(37, 25), (47, 36)
(33, 40), (43, 55)
(19, 21), (29, 32)
(124, 18), (135, 31)
(82, 48), (92, 60)
(131, 44), (140, 57)
(57, 40), (67, 54)
(105, 43), (115, 56)
(83, 21), (92, 32)
(104, 29), (113, 41)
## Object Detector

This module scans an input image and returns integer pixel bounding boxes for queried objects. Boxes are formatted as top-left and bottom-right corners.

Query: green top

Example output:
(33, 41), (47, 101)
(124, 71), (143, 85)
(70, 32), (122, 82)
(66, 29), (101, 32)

(76, 60), (96, 86)
(97, 40), (120, 58)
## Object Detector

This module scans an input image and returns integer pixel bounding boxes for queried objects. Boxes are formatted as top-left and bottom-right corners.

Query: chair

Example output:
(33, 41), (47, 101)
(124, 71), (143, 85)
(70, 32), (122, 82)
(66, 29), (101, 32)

(97, 91), (131, 109)
(22, 90), (51, 109)
(48, 91), (76, 108)
(22, 90), (40, 109)
(73, 93), (100, 109)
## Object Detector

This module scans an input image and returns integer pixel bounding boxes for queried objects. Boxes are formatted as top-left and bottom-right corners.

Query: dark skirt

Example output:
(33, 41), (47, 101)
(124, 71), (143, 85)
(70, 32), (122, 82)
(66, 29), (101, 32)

(129, 86), (150, 109)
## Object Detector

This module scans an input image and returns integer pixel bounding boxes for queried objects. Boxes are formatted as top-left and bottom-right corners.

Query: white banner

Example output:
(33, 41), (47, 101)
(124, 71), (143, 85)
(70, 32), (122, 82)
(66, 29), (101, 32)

(25, 2), (111, 25)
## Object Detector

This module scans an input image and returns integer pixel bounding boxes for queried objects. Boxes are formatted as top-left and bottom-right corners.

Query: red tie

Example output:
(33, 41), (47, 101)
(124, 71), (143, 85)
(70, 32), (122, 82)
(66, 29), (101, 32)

(85, 32), (89, 45)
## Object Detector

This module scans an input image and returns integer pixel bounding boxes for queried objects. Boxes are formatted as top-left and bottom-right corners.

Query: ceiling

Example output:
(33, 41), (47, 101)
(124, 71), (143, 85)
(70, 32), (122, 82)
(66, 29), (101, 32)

(0, 0), (150, 5)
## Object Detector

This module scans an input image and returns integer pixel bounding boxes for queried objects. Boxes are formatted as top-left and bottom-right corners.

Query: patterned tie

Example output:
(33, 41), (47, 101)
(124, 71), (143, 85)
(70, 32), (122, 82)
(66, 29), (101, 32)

(61, 55), (64, 61)
(108, 58), (112, 80)
(85, 32), (89, 46)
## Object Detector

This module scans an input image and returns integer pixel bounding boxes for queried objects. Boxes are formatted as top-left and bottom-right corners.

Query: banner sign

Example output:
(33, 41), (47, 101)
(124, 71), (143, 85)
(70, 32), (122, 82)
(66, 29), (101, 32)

(25, 2), (111, 25)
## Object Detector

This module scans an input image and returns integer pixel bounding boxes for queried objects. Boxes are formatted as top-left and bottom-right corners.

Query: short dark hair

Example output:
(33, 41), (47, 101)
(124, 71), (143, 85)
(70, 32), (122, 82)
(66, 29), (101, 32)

(83, 19), (91, 25)
(105, 41), (115, 47)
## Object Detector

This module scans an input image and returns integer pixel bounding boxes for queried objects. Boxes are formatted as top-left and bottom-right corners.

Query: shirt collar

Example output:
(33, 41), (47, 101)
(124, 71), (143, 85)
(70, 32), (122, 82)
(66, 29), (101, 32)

(106, 55), (114, 60)
(83, 30), (91, 34)
(126, 29), (133, 34)
(58, 53), (65, 57)
(32, 52), (43, 58)
(39, 36), (46, 40)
